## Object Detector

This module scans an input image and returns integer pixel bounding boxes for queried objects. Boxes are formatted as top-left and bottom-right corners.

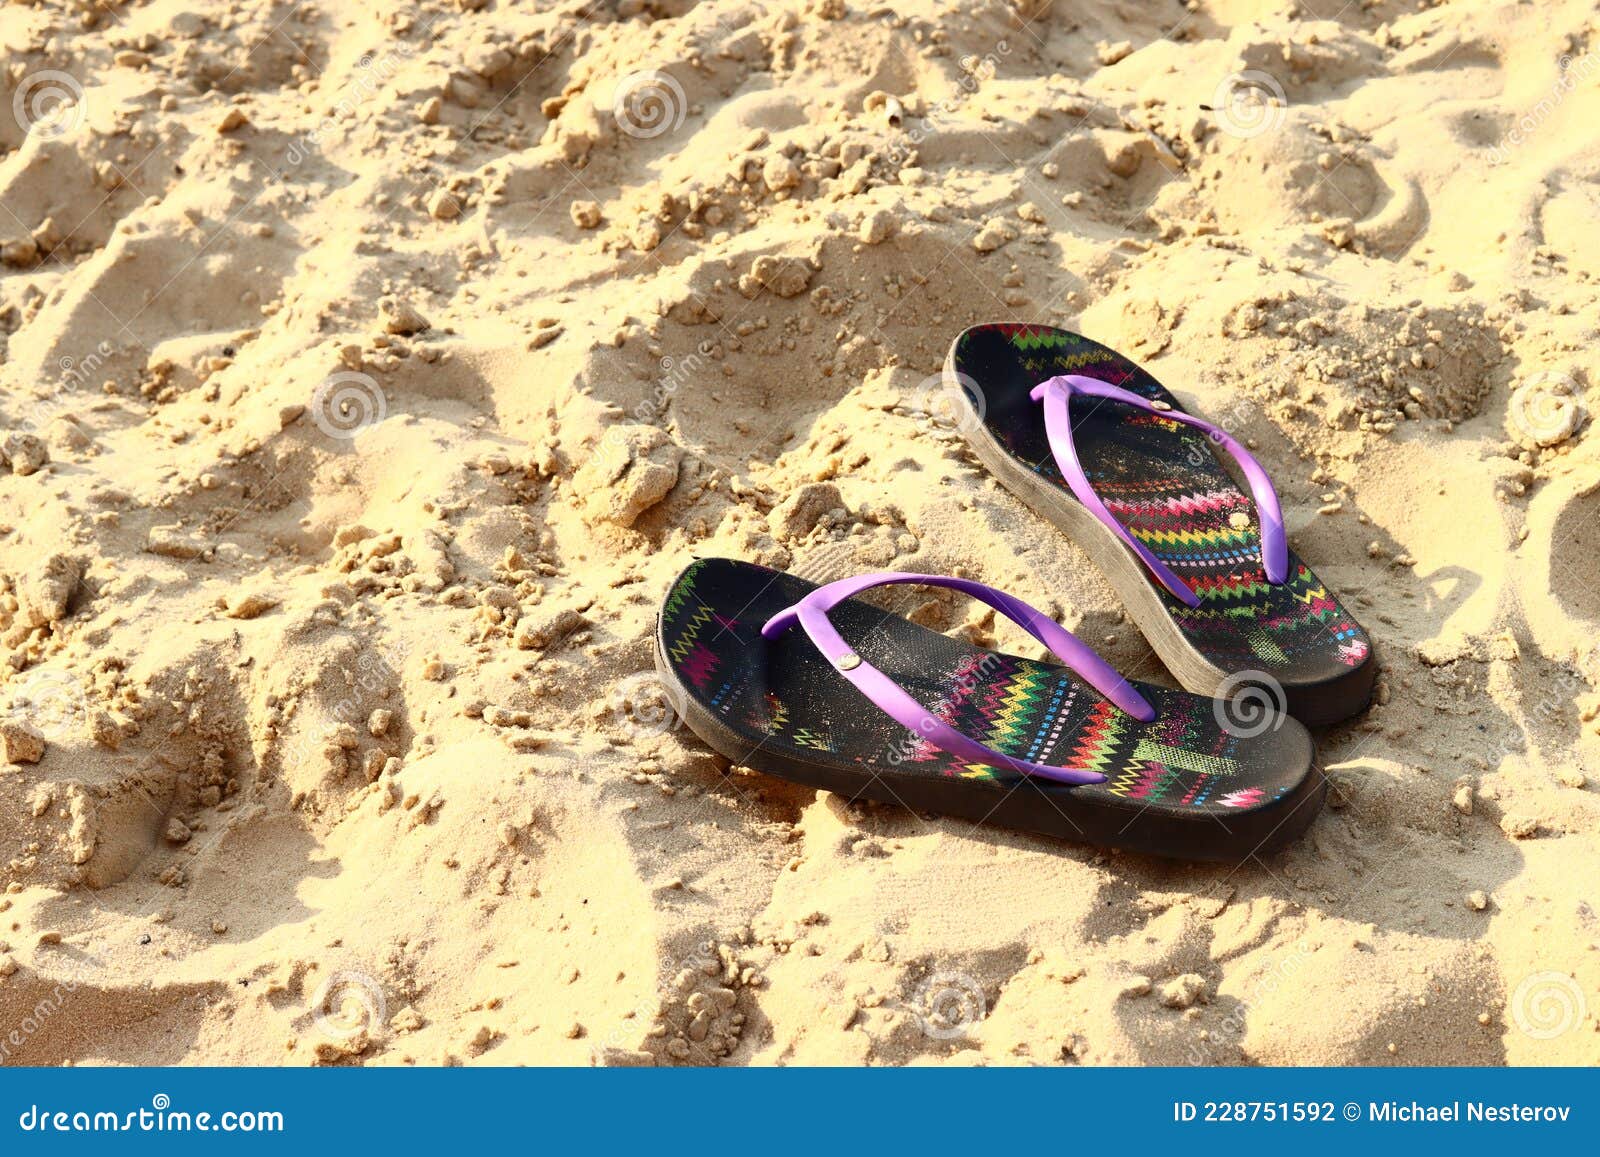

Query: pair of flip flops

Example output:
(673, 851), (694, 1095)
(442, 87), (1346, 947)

(655, 325), (1375, 861)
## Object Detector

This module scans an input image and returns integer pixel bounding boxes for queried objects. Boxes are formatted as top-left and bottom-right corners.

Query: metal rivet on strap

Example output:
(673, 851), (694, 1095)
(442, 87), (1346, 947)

(836, 653), (862, 671)
(1149, 399), (1173, 412)
(1229, 511), (1251, 530)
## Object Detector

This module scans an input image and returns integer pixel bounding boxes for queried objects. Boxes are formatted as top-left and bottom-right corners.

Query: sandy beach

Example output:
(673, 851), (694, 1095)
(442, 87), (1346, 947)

(1, 0), (1597, 1066)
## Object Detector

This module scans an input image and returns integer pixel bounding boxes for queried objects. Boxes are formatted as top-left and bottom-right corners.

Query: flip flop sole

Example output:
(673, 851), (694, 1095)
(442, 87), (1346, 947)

(655, 559), (1326, 862)
(944, 328), (1375, 728)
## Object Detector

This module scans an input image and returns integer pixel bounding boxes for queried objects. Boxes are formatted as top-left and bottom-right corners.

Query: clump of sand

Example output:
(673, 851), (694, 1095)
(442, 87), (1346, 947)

(0, 0), (1596, 1067)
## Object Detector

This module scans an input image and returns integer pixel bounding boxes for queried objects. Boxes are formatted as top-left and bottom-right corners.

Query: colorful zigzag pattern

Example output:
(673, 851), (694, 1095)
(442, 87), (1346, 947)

(658, 560), (1286, 813)
(963, 326), (1370, 675)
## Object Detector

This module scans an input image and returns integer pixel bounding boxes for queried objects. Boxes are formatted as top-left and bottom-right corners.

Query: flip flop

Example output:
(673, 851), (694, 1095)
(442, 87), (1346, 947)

(944, 324), (1375, 727)
(655, 558), (1322, 861)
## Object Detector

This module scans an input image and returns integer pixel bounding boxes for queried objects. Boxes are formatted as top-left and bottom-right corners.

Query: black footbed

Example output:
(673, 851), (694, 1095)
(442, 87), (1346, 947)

(951, 324), (1375, 726)
(657, 558), (1324, 862)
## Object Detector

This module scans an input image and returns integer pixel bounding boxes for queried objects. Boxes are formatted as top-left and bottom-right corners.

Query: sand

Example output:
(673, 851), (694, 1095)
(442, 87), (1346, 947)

(0, 0), (1597, 1067)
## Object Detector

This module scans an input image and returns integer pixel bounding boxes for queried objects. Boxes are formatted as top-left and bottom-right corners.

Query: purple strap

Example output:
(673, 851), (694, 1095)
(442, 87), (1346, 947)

(760, 572), (1156, 787)
(1030, 374), (1288, 608)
